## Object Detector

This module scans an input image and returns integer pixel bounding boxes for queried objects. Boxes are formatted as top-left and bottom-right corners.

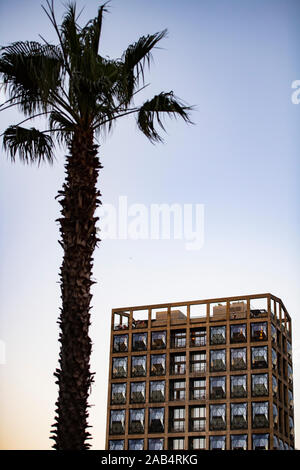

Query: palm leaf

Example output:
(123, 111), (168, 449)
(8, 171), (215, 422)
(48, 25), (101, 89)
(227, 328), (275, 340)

(3, 125), (54, 164)
(137, 91), (192, 142)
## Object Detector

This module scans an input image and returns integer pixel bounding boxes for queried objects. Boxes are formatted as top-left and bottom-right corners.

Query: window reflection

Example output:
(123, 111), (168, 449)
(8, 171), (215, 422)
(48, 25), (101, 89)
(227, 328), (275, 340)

(251, 346), (268, 369)
(231, 434), (247, 450)
(132, 333), (147, 351)
(272, 375), (278, 398)
(131, 355), (146, 377)
(150, 380), (165, 402)
(210, 376), (226, 399)
(113, 334), (128, 352)
(148, 438), (164, 450)
(150, 354), (166, 376)
(111, 383), (126, 405)
(149, 407), (165, 433)
(112, 357), (127, 378)
(231, 403), (247, 429)
(110, 409), (125, 435)
(252, 402), (269, 428)
(251, 373), (268, 397)
(128, 439), (144, 450)
(210, 326), (226, 345)
(129, 408), (145, 434)
(210, 349), (226, 372)
(109, 440), (124, 450)
(210, 404), (226, 430)
(130, 381), (146, 404)
(151, 331), (166, 350)
(252, 433), (269, 450)
(231, 348), (246, 370)
(230, 324), (246, 343)
(251, 322), (267, 341)
(231, 375), (247, 398)
(210, 435), (226, 450)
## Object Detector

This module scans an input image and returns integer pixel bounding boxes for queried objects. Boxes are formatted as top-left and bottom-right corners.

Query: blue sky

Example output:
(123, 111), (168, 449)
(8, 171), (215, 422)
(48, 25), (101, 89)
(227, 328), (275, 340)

(0, 0), (299, 449)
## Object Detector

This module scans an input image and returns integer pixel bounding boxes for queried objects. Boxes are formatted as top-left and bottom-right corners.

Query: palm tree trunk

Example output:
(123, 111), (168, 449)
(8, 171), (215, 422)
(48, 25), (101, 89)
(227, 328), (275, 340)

(51, 128), (101, 449)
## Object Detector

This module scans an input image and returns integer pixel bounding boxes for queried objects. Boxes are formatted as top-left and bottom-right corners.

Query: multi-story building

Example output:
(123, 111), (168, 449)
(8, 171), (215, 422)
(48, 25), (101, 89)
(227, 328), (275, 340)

(105, 293), (295, 450)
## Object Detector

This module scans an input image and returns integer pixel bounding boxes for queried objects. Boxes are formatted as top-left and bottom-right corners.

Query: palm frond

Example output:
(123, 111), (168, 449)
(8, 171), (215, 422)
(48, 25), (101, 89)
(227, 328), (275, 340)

(0, 41), (63, 115)
(82, 2), (110, 55)
(137, 91), (193, 142)
(3, 125), (54, 164)
(60, 2), (82, 72)
(49, 110), (75, 145)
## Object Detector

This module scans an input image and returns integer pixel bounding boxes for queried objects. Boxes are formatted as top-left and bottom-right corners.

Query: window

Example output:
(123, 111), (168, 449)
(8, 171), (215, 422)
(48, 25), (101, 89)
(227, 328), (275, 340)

(273, 435), (279, 450)
(150, 354), (166, 376)
(190, 352), (206, 373)
(130, 382), (146, 403)
(109, 440), (124, 450)
(131, 355), (146, 377)
(210, 376), (226, 399)
(251, 346), (268, 369)
(111, 383), (126, 405)
(149, 407), (165, 433)
(148, 438), (164, 450)
(230, 375), (247, 398)
(210, 435), (226, 450)
(113, 334), (128, 352)
(190, 378), (206, 400)
(272, 375), (278, 398)
(149, 381), (165, 402)
(110, 409), (125, 435)
(278, 439), (284, 450)
(287, 341), (292, 359)
(170, 353), (186, 375)
(210, 404), (226, 430)
(210, 349), (226, 372)
(128, 439), (144, 450)
(230, 324), (246, 343)
(171, 330), (186, 348)
(251, 322), (267, 341)
(112, 357), (127, 378)
(272, 348), (277, 370)
(252, 433), (269, 450)
(210, 326), (226, 345)
(230, 348), (246, 370)
(289, 417), (294, 437)
(288, 390), (293, 410)
(151, 331), (166, 350)
(252, 402), (269, 428)
(273, 404), (278, 429)
(288, 364), (293, 385)
(271, 324), (277, 343)
(190, 406), (206, 431)
(169, 438), (185, 450)
(231, 434), (247, 450)
(169, 407), (185, 432)
(251, 373), (268, 397)
(132, 333), (147, 351)
(190, 328), (206, 347)
(170, 380), (186, 401)
(231, 403), (247, 429)
(129, 408), (145, 434)
(189, 437), (206, 450)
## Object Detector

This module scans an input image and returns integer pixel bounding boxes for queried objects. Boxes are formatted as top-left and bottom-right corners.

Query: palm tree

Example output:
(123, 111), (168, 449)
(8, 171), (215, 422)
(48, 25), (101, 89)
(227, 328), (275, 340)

(0, 1), (192, 450)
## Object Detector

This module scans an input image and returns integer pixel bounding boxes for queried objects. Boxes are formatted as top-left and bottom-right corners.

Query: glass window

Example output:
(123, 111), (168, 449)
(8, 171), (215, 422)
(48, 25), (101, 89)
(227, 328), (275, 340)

(190, 351), (206, 373)
(251, 373), (268, 397)
(273, 435), (279, 450)
(151, 331), (166, 350)
(210, 404), (226, 431)
(111, 383), (126, 405)
(128, 439), (144, 450)
(287, 341), (292, 359)
(231, 374), (247, 398)
(110, 409), (125, 435)
(288, 364), (293, 384)
(230, 348), (246, 370)
(129, 408), (145, 434)
(272, 348), (277, 370)
(231, 434), (247, 450)
(109, 440), (124, 450)
(131, 355), (146, 377)
(288, 390), (293, 410)
(273, 404), (278, 428)
(289, 417), (294, 436)
(148, 438), (164, 450)
(278, 439), (284, 450)
(190, 378), (206, 400)
(150, 354), (166, 376)
(149, 407), (165, 433)
(190, 328), (206, 347)
(251, 322), (267, 341)
(190, 406), (206, 431)
(169, 407), (185, 432)
(271, 324), (277, 343)
(170, 353), (186, 375)
(189, 437), (206, 450)
(231, 403), (247, 430)
(210, 326), (226, 345)
(252, 402), (269, 428)
(171, 330), (186, 348)
(210, 376), (226, 399)
(252, 433), (269, 450)
(149, 380), (165, 402)
(210, 435), (226, 450)
(170, 379), (186, 401)
(112, 357), (127, 378)
(132, 333), (147, 351)
(130, 381), (146, 403)
(113, 334), (128, 352)
(272, 375), (278, 398)
(170, 438), (185, 450)
(251, 346), (268, 369)
(230, 324), (246, 343)
(210, 349), (226, 372)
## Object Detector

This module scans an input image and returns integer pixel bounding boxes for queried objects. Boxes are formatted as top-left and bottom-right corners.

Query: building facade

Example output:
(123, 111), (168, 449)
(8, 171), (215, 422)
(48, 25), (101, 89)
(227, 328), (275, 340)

(105, 294), (294, 450)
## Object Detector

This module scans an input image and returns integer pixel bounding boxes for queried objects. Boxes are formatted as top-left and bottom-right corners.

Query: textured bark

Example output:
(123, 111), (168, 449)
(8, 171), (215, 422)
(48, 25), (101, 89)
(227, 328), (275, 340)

(51, 128), (101, 449)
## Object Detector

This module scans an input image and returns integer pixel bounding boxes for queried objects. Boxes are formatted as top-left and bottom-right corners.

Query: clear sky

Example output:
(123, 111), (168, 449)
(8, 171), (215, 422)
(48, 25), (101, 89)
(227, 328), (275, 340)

(0, 0), (299, 449)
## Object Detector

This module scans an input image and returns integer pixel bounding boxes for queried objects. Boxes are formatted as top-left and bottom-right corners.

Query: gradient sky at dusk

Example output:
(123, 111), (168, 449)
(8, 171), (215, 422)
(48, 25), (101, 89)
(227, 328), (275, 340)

(0, 0), (299, 449)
